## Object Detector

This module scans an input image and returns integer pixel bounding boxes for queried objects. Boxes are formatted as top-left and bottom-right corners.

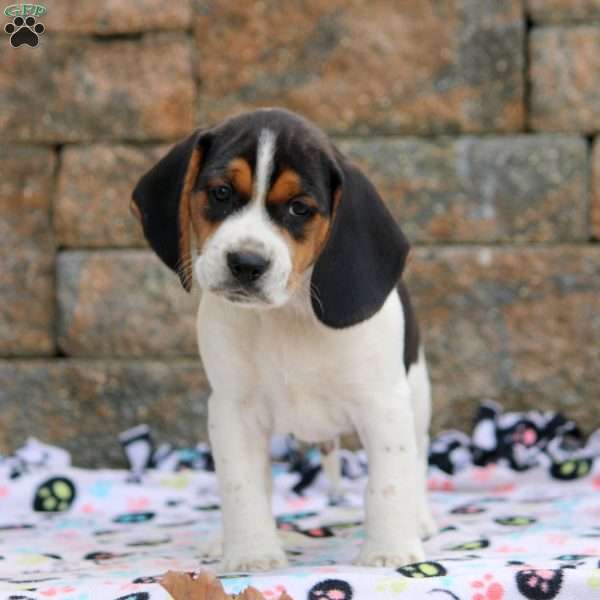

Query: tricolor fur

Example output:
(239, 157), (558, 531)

(132, 108), (435, 570)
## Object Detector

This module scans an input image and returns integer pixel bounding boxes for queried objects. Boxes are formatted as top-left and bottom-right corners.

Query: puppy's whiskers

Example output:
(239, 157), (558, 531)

(309, 281), (324, 318)
(175, 255), (195, 289)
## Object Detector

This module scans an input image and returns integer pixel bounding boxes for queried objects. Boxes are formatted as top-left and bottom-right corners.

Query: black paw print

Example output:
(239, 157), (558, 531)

(4, 16), (45, 48)
(516, 568), (563, 599)
(308, 579), (353, 600)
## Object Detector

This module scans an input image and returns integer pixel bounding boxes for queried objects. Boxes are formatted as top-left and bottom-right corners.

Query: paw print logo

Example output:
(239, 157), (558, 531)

(4, 15), (45, 48)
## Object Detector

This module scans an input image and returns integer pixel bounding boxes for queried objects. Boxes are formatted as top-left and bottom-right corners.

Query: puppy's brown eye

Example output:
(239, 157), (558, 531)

(211, 185), (232, 202)
(289, 199), (311, 217)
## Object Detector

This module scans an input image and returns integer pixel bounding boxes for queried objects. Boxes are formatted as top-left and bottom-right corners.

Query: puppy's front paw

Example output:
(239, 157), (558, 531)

(355, 539), (425, 567)
(221, 546), (288, 572)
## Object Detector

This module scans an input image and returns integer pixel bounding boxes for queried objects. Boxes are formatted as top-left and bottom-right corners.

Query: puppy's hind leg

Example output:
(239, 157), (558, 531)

(409, 351), (437, 539)
(417, 434), (437, 539)
(354, 380), (425, 567)
(208, 392), (288, 572)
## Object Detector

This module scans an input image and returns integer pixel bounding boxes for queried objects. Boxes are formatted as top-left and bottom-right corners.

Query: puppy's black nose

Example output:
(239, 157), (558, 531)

(227, 251), (270, 283)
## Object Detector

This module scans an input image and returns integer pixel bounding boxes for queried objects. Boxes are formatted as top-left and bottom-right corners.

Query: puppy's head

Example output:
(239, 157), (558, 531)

(132, 108), (409, 328)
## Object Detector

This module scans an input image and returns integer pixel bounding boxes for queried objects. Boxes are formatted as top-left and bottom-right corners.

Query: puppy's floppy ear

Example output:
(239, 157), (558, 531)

(131, 129), (208, 291)
(311, 156), (410, 328)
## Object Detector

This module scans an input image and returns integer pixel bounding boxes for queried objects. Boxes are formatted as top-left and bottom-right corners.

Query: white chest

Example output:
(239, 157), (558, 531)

(198, 290), (406, 443)
(254, 322), (356, 441)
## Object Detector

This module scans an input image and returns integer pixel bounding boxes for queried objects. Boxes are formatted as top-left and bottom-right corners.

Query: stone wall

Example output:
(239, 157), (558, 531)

(1, 0), (599, 466)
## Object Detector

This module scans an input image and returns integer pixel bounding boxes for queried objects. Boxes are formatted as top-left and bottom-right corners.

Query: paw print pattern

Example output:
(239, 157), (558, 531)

(193, 503), (220, 511)
(132, 575), (162, 584)
(555, 554), (591, 562)
(84, 551), (130, 562)
(446, 539), (490, 552)
(4, 16), (44, 47)
(32, 477), (76, 512)
(134, 571), (195, 584)
(277, 520), (334, 538)
(550, 458), (592, 481)
(0, 523), (34, 531)
(308, 579), (353, 600)
(261, 584), (288, 598)
(515, 569), (563, 600)
(397, 561), (447, 578)
(113, 511), (155, 524)
(451, 503), (487, 515)
(126, 536), (170, 547)
(494, 516), (537, 527)
(471, 573), (504, 600)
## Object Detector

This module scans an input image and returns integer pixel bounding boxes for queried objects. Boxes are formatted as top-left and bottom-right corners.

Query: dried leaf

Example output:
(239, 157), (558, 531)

(237, 587), (265, 600)
(160, 570), (294, 600)
(161, 570), (228, 600)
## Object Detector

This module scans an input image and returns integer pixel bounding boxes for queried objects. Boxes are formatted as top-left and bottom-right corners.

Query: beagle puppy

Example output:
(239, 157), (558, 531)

(131, 108), (435, 570)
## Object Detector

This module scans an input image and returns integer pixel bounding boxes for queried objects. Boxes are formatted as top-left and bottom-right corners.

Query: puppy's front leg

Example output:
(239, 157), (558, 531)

(208, 393), (287, 572)
(355, 382), (425, 567)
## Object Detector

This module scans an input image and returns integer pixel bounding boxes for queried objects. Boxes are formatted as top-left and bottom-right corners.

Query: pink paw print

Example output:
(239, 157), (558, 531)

(492, 483), (516, 494)
(471, 573), (504, 600)
(127, 496), (150, 510)
(286, 496), (309, 509)
(40, 587), (75, 597)
(428, 476), (454, 491)
(262, 584), (288, 598)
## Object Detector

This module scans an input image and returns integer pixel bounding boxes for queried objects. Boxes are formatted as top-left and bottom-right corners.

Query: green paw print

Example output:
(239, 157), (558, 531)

(587, 569), (600, 589)
(376, 577), (409, 593)
(33, 477), (76, 512)
(397, 561), (447, 578)
(446, 539), (489, 551)
(551, 459), (592, 480)
(495, 516), (537, 527)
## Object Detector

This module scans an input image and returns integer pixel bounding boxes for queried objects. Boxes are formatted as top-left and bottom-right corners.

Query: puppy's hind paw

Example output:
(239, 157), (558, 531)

(355, 540), (425, 568)
(221, 548), (288, 573)
(200, 531), (295, 559)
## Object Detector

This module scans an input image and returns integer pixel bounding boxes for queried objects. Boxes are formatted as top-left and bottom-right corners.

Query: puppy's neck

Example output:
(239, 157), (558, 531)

(269, 268), (317, 324)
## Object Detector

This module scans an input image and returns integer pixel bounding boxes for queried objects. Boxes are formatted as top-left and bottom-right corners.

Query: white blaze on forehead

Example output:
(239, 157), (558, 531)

(253, 128), (276, 205)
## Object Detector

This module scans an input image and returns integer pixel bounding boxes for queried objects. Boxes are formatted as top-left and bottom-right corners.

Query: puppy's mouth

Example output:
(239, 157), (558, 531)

(211, 285), (272, 307)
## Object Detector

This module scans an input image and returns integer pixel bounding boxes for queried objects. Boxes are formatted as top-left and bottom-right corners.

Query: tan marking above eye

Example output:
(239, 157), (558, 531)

(228, 158), (253, 197)
(268, 169), (302, 204)
(189, 158), (252, 254)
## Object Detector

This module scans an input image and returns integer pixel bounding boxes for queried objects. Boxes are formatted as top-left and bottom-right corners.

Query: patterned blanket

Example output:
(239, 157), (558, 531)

(2, 401), (600, 600)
